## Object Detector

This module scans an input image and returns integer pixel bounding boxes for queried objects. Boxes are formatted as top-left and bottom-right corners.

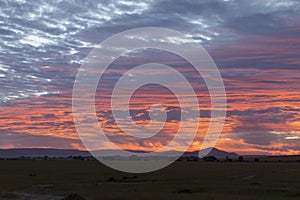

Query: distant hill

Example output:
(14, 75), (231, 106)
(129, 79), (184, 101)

(0, 148), (90, 158)
(0, 147), (238, 158)
(184, 147), (239, 159)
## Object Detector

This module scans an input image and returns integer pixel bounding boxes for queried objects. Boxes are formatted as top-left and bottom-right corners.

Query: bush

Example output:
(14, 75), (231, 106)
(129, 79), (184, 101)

(224, 158), (232, 162)
(203, 156), (217, 162)
(61, 193), (86, 200)
(177, 188), (193, 194)
(238, 156), (244, 162)
(107, 177), (117, 182)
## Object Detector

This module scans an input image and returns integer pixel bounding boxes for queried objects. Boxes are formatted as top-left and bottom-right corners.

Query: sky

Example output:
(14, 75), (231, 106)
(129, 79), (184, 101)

(0, 0), (300, 155)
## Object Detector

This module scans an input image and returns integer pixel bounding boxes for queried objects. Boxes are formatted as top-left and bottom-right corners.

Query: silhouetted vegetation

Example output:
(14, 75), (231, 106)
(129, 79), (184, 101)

(176, 188), (193, 194)
(203, 156), (217, 162)
(1, 160), (300, 200)
(61, 193), (86, 200)
(238, 156), (244, 162)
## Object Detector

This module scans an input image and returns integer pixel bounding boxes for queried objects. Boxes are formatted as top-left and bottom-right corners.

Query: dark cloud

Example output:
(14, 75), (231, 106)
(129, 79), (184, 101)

(228, 106), (300, 146)
(0, 131), (81, 149)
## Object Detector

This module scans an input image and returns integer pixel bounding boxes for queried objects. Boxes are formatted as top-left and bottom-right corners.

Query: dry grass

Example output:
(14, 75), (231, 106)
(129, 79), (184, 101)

(0, 160), (300, 200)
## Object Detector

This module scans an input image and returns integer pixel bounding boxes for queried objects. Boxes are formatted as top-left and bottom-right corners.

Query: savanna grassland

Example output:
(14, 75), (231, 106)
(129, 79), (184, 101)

(1, 160), (300, 200)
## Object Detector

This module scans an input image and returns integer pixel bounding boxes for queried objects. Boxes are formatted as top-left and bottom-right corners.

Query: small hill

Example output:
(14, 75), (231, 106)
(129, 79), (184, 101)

(0, 147), (239, 159)
(184, 147), (239, 159)
(0, 148), (90, 158)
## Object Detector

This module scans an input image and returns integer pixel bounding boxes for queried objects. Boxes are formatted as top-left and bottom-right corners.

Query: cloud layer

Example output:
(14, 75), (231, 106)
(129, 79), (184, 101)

(0, 0), (300, 154)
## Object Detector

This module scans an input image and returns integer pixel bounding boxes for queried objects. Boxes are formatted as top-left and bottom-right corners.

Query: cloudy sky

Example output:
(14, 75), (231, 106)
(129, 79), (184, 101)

(0, 0), (300, 155)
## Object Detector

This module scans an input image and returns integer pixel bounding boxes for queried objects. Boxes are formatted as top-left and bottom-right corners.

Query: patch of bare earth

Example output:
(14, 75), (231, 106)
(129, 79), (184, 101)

(1, 192), (61, 200)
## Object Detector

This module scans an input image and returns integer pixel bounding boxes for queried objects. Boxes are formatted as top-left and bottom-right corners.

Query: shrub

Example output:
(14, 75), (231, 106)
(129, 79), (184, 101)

(61, 193), (86, 200)
(203, 156), (217, 162)
(238, 156), (244, 162)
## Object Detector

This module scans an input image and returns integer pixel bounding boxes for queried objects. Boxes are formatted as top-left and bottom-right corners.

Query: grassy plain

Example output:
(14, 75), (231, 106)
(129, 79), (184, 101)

(1, 160), (300, 199)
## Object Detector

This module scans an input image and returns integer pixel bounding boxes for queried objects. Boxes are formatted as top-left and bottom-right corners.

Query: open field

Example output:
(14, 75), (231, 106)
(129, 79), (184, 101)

(1, 160), (300, 199)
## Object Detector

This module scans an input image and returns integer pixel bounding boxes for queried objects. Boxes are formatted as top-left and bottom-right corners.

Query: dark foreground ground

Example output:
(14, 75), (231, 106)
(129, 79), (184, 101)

(1, 160), (300, 200)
